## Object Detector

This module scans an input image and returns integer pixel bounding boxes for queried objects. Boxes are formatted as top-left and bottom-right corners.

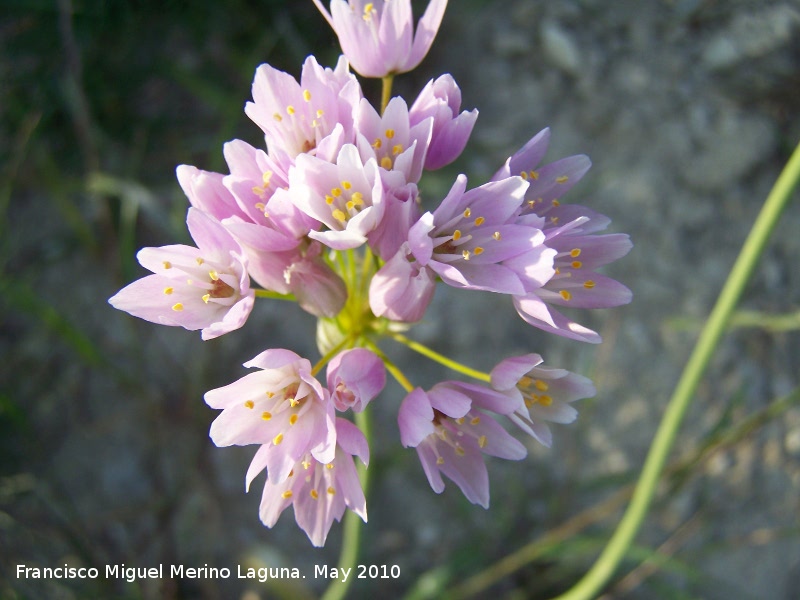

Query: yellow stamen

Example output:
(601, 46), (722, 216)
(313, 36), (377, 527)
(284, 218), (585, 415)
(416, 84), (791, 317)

(163, 261), (172, 269)
(196, 257), (205, 265)
(518, 375), (534, 388)
(571, 261), (582, 269)
(273, 433), (284, 445)
(302, 89), (311, 102)
(455, 446), (466, 456)
(372, 138), (382, 149)
(470, 417), (481, 425)
(520, 171), (529, 180)
(325, 195), (335, 205)
(556, 175), (569, 183)
(436, 456), (445, 465)
(552, 199), (560, 206)
(163, 287), (174, 295)
(289, 414), (298, 425)
(384, 128), (395, 139)
(380, 156), (393, 169)
(261, 411), (272, 420)
(332, 209), (347, 222)
(326, 463), (334, 470)
(493, 231), (502, 240)
(316, 109), (324, 118)
(570, 248), (581, 257)
(350, 192), (364, 206)
(534, 379), (549, 391)
(584, 280), (596, 289)
(452, 229), (462, 241)
(244, 400), (255, 409)
(202, 293), (211, 304)
(341, 180), (352, 190)
(273, 112), (283, 122)
(255, 202), (266, 211)
(478, 435), (487, 448)
(331, 187), (342, 197)
(281, 490), (293, 499)
(462, 250), (471, 260)
(172, 303), (184, 312)
(327, 486), (336, 495)
(559, 290), (572, 301)
(286, 105), (295, 115)
(266, 391), (275, 398)
(463, 207), (472, 218)
(209, 270), (219, 281)
(538, 395), (553, 406)
(310, 489), (319, 500)
(529, 170), (539, 179)
(392, 143), (403, 156)
(473, 246), (484, 255)
(474, 216), (485, 226)
(455, 417), (465, 425)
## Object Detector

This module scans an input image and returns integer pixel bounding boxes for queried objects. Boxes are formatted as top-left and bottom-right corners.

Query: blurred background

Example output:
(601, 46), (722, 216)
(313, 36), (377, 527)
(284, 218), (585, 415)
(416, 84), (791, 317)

(2, 0), (799, 598)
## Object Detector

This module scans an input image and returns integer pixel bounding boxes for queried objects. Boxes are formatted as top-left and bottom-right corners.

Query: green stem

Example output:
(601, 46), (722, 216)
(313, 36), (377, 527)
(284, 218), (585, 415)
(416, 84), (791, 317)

(366, 340), (416, 392)
(389, 332), (491, 383)
(253, 288), (296, 301)
(320, 408), (373, 600)
(311, 334), (354, 377)
(552, 139), (800, 600)
(381, 75), (394, 114)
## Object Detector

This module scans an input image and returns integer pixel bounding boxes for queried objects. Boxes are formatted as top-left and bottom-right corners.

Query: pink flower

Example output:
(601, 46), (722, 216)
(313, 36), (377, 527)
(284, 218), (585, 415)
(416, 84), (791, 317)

(326, 348), (386, 412)
(108, 208), (254, 340)
(495, 128), (633, 343)
(355, 96), (432, 187)
(204, 349), (336, 483)
(368, 242), (436, 322)
(245, 55), (362, 159)
(407, 174), (553, 294)
(312, 0), (449, 78)
(247, 418), (369, 547)
(409, 74), (478, 170)
(398, 383), (526, 508)
(490, 353), (595, 447)
(290, 144), (386, 250)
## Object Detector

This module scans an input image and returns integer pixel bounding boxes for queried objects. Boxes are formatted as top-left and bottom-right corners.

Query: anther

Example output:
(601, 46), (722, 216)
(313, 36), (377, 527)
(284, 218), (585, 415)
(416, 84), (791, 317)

(478, 435), (487, 448)
(209, 270), (219, 281)
(262, 411), (272, 420)
(493, 231), (502, 240)
(273, 433), (284, 445)
(584, 280), (596, 289)
(303, 89), (311, 102)
(534, 379), (549, 391)
(474, 216), (485, 226)
(520, 171), (529, 180)
(286, 105), (296, 116)
(384, 128), (395, 139)
(392, 144), (403, 156)
(196, 257), (205, 265)
(202, 294), (211, 303)
(172, 303), (184, 311)
(325, 463), (334, 470)
(473, 247), (484, 255)
(571, 261), (582, 269)
(559, 290), (572, 301)
(281, 490), (293, 499)
(341, 180), (352, 190)
(163, 287), (174, 295)
(470, 417), (481, 425)
(436, 456), (445, 465)
(310, 489), (319, 500)
(289, 414), (299, 426)
(332, 209), (347, 222)
(163, 261), (172, 269)
(327, 486), (336, 495)
(570, 248), (581, 257)
(455, 446), (466, 456)
(463, 207), (472, 218)
(272, 112), (283, 122)
(452, 229), (462, 241)
(372, 138), (382, 149)
(556, 175), (569, 183)
(331, 187), (342, 197)
(462, 249), (471, 260)
(529, 170), (539, 179)
(539, 395), (553, 406)
(380, 156), (393, 169)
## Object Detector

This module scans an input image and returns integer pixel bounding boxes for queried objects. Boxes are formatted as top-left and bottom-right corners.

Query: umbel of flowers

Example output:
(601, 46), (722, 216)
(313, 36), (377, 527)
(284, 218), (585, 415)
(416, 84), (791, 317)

(109, 0), (632, 547)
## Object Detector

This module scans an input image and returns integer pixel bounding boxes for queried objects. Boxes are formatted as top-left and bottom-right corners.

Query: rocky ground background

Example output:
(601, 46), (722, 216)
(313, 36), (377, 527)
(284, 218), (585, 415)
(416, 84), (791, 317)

(2, 1), (799, 599)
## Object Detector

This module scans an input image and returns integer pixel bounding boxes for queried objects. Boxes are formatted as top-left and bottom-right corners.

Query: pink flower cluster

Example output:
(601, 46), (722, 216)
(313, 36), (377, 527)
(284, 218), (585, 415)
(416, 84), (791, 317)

(108, 0), (632, 546)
